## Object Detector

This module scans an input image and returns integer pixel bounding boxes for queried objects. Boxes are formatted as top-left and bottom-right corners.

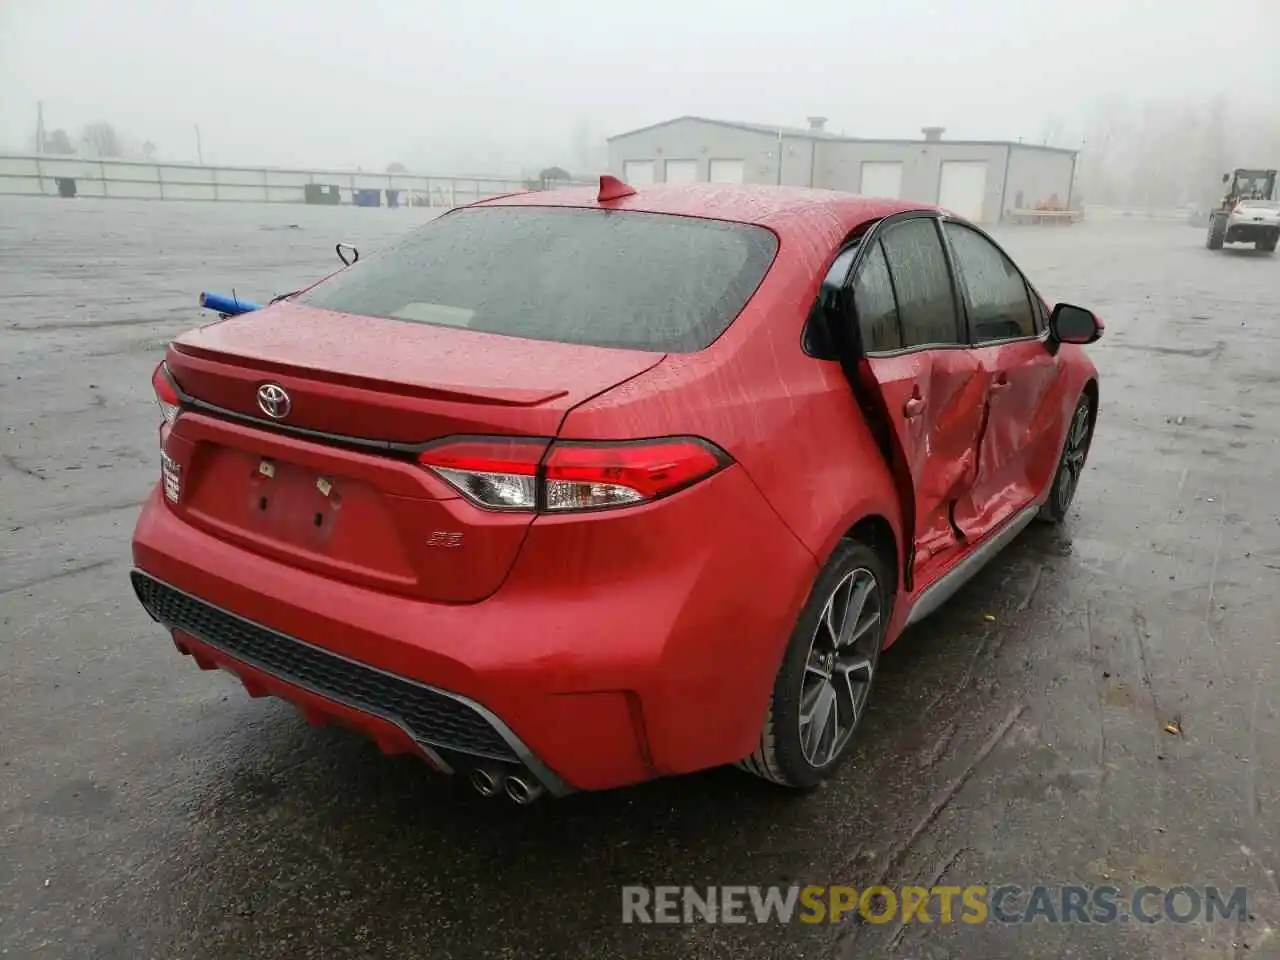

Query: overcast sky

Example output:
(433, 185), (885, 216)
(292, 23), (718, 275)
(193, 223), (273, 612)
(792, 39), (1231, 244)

(2, 0), (1276, 175)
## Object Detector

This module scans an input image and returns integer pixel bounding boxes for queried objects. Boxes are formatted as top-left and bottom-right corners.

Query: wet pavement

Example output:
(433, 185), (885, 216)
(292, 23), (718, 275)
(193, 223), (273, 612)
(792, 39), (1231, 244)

(1, 197), (1278, 959)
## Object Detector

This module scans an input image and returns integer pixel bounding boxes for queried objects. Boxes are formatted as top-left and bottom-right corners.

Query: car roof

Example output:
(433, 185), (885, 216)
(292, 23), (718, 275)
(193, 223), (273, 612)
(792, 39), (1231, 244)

(473, 183), (935, 233)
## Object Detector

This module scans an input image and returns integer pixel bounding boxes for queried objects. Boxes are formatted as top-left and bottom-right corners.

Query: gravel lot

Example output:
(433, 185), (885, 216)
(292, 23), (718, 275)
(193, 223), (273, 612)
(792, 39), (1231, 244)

(1, 197), (1278, 959)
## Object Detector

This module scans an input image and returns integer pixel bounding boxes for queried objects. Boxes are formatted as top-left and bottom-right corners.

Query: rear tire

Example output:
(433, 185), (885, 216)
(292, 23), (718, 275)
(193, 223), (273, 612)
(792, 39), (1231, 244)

(1258, 234), (1277, 254)
(1206, 215), (1226, 250)
(739, 539), (891, 788)
(1038, 393), (1094, 524)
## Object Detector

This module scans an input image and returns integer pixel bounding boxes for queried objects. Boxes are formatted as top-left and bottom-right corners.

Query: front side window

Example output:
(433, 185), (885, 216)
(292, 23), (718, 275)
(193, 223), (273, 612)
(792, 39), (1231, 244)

(299, 206), (778, 353)
(878, 219), (961, 348)
(943, 222), (1037, 342)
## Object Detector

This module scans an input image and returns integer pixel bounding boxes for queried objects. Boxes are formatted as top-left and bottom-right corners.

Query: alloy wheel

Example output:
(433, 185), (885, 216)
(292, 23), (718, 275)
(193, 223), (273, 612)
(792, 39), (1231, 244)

(797, 567), (882, 768)
(1055, 402), (1091, 513)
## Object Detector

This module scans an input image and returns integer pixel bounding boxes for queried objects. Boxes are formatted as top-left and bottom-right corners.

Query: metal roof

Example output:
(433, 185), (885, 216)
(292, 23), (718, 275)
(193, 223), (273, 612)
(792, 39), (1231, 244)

(607, 115), (1079, 156)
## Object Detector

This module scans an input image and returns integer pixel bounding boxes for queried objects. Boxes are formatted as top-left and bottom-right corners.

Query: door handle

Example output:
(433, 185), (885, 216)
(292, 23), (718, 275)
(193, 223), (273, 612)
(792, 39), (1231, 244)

(904, 396), (925, 418)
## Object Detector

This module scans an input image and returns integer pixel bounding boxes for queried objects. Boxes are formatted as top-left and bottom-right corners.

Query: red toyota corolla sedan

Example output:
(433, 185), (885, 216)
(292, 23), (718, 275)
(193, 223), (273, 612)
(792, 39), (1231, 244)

(131, 178), (1101, 802)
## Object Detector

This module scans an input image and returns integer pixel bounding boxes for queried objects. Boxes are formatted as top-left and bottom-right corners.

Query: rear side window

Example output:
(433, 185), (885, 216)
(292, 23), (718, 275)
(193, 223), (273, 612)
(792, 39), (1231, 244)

(878, 219), (961, 347)
(298, 206), (778, 352)
(852, 241), (903, 352)
(942, 222), (1036, 342)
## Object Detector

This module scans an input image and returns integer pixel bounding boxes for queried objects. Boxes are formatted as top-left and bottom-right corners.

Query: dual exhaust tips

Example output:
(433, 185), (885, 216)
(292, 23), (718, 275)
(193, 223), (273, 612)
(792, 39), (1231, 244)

(470, 765), (545, 804)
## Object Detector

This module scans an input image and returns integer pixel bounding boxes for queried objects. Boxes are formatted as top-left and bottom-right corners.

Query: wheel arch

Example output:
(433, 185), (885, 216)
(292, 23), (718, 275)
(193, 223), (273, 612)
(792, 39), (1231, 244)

(1082, 377), (1099, 421)
(841, 514), (900, 600)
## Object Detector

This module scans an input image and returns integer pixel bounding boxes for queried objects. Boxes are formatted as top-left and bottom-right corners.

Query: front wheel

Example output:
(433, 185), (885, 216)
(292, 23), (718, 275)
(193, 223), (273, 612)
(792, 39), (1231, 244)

(1038, 393), (1094, 523)
(739, 539), (890, 788)
(1206, 215), (1226, 250)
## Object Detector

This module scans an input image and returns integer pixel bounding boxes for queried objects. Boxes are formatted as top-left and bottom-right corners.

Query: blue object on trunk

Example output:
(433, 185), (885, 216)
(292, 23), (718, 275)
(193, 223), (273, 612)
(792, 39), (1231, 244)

(199, 292), (261, 316)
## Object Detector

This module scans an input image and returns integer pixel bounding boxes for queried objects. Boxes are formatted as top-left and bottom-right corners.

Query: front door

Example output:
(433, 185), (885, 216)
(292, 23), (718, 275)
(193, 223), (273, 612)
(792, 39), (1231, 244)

(847, 216), (989, 587)
(940, 221), (1068, 540)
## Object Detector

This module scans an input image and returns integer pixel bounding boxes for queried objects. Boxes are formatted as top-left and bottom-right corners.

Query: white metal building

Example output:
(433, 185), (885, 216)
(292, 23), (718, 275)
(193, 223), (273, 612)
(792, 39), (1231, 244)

(606, 116), (1078, 224)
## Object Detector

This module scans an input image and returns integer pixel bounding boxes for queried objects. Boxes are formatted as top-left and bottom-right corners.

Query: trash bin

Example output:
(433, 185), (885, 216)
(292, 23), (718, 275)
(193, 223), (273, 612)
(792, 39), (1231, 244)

(353, 188), (381, 208)
(385, 189), (401, 209)
(55, 177), (77, 198)
(304, 183), (341, 205)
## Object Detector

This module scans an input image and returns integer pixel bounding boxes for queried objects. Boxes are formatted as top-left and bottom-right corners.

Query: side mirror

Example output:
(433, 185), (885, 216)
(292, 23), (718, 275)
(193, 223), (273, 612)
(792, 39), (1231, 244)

(1049, 303), (1103, 345)
(1222, 173), (1230, 183)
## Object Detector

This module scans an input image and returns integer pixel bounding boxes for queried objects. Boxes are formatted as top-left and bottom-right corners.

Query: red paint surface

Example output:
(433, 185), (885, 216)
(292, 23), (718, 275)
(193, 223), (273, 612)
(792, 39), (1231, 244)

(860, 349), (988, 582)
(956, 340), (1066, 540)
(132, 184), (1099, 792)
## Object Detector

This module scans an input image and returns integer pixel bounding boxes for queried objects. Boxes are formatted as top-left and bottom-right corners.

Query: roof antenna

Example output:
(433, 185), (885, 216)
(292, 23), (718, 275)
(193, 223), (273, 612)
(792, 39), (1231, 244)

(597, 174), (636, 202)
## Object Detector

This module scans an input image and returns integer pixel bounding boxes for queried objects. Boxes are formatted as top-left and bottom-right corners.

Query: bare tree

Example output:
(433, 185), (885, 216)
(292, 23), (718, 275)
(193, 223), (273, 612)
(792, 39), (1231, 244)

(80, 122), (123, 158)
(42, 129), (75, 155)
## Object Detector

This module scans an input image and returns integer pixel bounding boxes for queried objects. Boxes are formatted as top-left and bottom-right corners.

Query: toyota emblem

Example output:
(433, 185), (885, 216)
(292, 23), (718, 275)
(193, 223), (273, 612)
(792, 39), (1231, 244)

(256, 383), (291, 420)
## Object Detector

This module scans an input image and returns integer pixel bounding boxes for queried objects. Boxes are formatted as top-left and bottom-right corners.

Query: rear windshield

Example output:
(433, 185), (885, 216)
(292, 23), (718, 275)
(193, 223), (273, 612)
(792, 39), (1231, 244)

(1240, 199), (1279, 208)
(298, 206), (778, 352)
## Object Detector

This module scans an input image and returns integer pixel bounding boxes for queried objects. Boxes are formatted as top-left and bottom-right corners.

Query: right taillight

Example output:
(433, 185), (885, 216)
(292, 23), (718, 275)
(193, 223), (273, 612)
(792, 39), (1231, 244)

(417, 436), (731, 513)
(151, 361), (181, 426)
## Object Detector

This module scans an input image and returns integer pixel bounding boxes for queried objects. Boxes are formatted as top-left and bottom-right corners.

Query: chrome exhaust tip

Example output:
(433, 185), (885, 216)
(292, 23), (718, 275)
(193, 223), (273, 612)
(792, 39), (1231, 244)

(503, 774), (545, 805)
(470, 766), (501, 797)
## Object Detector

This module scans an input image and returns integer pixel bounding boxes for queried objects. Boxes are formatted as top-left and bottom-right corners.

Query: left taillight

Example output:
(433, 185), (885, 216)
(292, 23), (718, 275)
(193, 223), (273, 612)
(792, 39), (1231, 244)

(418, 437), (548, 511)
(152, 361), (182, 503)
(151, 361), (180, 426)
(417, 436), (731, 514)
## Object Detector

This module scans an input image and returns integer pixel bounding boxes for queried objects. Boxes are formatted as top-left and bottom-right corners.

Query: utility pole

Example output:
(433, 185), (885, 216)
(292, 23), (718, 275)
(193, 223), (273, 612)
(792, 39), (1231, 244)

(36, 101), (45, 154)
(776, 128), (783, 186)
(195, 124), (204, 164)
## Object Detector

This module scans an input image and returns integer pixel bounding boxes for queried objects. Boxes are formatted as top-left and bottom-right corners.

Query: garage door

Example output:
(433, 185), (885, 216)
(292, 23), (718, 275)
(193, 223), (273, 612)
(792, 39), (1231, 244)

(937, 161), (989, 222)
(708, 159), (745, 184)
(859, 162), (903, 198)
(623, 160), (655, 185)
(664, 159), (699, 184)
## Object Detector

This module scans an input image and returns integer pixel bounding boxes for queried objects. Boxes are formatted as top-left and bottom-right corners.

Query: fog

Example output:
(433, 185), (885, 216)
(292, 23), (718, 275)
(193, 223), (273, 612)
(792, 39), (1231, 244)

(2, 0), (1278, 192)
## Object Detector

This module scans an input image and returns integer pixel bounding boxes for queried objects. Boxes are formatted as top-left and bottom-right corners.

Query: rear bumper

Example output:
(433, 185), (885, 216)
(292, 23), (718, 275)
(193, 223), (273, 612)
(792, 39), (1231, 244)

(130, 464), (818, 792)
(130, 570), (572, 793)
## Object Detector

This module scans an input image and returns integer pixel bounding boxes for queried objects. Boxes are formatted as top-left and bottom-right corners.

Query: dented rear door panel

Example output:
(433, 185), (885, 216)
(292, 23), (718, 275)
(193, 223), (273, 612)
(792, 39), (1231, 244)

(862, 348), (988, 580)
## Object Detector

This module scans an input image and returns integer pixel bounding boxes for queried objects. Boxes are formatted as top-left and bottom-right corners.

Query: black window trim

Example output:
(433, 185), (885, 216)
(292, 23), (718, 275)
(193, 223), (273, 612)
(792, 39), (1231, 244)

(936, 215), (1050, 347)
(801, 208), (1054, 360)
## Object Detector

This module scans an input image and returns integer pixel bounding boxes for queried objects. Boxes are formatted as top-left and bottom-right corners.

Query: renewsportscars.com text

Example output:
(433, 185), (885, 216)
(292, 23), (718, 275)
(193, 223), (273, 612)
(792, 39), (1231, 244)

(621, 884), (1247, 926)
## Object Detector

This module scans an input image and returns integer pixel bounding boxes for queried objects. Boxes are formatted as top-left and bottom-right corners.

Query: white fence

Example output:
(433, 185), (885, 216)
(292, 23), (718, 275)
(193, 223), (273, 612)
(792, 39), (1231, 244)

(0, 154), (584, 207)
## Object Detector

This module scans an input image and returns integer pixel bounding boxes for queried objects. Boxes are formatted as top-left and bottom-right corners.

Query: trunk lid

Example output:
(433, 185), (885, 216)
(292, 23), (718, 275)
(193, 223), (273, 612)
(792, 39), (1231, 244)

(167, 301), (665, 442)
(162, 302), (665, 602)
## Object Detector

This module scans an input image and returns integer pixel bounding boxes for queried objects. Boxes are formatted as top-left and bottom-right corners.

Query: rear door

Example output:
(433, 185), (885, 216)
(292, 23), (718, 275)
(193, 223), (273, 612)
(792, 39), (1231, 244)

(940, 220), (1066, 540)
(848, 216), (988, 585)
